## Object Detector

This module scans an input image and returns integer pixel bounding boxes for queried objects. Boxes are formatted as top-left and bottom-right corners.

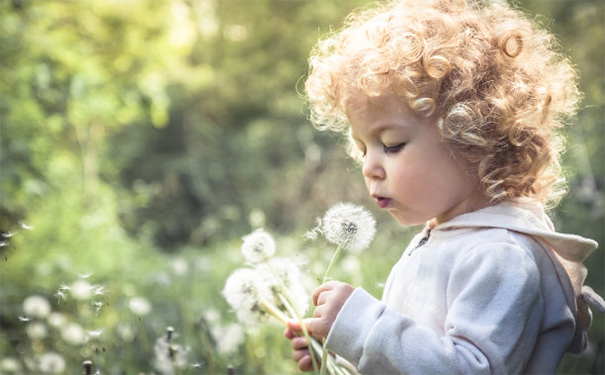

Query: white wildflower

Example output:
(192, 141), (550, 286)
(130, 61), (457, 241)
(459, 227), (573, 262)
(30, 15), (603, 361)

(37, 352), (65, 374)
(314, 202), (376, 253)
(240, 228), (276, 264)
(26, 322), (48, 340)
(223, 268), (275, 325)
(70, 280), (93, 300)
(61, 322), (86, 345)
(129, 297), (152, 316)
(23, 295), (51, 319)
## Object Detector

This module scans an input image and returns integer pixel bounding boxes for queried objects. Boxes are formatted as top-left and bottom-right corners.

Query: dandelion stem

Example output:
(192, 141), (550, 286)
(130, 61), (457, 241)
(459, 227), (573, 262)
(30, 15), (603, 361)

(259, 299), (289, 326)
(321, 241), (346, 284)
(277, 293), (320, 374)
(320, 238), (349, 375)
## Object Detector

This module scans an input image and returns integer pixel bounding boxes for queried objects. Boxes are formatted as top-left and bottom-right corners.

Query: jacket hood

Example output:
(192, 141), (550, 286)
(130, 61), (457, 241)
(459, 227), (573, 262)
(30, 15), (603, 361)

(432, 198), (603, 353)
(435, 198), (597, 263)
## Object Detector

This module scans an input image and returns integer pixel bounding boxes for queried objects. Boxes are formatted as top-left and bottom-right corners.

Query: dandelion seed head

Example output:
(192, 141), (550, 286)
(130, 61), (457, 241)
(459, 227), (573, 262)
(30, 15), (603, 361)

(47, 312), (67, 328)
(256, 258), (310, 316)
(0, 357), (21, 372)
(320, 202), (376, 253)
(37, 352), (65, 374)
(129, 297), (152, 316)
(241, 228), (276, 264)
(61, 322), (86, 345)
(223, 268), (272, 325)
(26, 322), (48, 340)
(70, 280), (93, 300)
(23, 295), (51, 319)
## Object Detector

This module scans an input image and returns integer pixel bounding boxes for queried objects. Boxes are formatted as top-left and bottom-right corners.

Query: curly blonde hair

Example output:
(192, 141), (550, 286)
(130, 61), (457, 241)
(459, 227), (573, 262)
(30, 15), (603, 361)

(305, 0), (581, 206)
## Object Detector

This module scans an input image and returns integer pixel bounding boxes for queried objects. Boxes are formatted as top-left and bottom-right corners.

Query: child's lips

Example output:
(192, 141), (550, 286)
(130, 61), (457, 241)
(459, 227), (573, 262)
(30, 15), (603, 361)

(373, 195), (391, 209)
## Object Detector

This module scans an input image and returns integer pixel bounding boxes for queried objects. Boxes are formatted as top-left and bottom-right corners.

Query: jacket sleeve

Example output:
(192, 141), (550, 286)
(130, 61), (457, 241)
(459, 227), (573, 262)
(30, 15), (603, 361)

(324, 242), (545, 375)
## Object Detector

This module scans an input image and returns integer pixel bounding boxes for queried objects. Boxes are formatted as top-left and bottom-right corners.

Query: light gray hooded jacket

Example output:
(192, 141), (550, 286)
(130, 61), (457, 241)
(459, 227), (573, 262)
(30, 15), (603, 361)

(325, 199), (604, 374)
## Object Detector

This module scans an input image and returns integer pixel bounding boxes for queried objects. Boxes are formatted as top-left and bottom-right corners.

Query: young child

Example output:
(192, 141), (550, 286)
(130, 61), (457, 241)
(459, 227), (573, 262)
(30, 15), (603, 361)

(284, 0), (604, 373)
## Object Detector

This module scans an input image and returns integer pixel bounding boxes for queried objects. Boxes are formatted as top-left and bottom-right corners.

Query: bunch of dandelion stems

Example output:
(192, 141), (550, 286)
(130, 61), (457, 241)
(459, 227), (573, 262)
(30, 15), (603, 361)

(319, 239), (349, 375)
(262, 263), (349, 375)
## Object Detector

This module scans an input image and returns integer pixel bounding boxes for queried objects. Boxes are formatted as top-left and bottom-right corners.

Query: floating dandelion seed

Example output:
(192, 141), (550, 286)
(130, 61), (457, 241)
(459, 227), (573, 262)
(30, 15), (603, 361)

(240, 228), (276, 264)
(18, 316), (30, 322)
(0, 241), (8, 247)
(1, 231), (16, 238)
(54, 290), (68, 302)
(78, 272), (93, 279)
(87, 328), (104, 339)
(19, 222), (34, 230)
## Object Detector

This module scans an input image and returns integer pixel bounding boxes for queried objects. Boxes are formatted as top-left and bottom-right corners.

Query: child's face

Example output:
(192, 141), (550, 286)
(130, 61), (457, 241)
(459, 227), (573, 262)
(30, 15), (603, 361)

(346, 94), (488, 226)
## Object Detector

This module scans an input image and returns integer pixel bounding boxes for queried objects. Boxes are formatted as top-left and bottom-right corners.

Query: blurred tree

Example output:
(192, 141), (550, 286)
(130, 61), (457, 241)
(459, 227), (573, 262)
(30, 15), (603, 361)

(1, 0), (176, 231)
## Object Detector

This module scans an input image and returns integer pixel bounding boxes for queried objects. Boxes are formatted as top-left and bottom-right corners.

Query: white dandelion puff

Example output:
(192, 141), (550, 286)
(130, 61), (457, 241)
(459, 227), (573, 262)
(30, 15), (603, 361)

(129, 297), (152, 316)
(317, 202), (376, 253)
(37, 352), (65, 374)
(26, 322), (48, 339)
(256, 258), (310, 317)
(23, 295), (51, 319)
(47, 312), (67, 328)
(61, 322), (86, 345)
(223, 268), (285, 326)
(240, 228), (276, 264)
(70, 280), (93, 300)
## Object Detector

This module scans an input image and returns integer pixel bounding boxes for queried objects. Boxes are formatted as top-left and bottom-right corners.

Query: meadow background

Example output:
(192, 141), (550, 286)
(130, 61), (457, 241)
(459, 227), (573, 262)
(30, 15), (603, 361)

(0, 0), (603, 374)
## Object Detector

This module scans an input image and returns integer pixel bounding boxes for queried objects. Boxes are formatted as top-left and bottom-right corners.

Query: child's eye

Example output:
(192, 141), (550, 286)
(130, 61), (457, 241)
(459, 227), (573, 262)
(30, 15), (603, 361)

(383, 143), (406, 154)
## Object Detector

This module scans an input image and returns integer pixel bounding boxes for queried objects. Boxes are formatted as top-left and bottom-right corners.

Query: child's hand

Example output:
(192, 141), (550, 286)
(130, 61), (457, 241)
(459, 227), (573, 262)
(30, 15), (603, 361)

(284, 281), (354, 371)
(284, 320), (318, 372)
(309, 281), (355, 338)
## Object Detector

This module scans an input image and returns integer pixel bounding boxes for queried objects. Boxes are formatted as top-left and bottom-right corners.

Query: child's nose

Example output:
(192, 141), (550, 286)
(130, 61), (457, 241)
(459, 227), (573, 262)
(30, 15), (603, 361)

(362, 152), (386, 180)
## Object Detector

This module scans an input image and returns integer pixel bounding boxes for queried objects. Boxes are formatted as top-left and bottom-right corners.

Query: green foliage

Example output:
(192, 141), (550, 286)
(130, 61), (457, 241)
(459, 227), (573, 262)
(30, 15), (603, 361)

(0, 0), (603, 374)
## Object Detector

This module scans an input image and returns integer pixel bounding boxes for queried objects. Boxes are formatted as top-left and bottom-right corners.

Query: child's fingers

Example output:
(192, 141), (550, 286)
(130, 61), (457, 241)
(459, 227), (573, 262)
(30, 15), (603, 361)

(312, 281), (340, 305)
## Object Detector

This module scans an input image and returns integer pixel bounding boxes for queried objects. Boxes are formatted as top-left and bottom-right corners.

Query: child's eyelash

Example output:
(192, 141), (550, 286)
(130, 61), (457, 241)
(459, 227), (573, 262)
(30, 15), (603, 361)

(383, 143), (406, 154)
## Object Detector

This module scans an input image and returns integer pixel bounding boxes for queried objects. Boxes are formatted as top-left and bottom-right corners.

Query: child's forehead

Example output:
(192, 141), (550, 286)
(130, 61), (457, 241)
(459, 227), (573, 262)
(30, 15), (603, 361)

(344, 93), (409, 117)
